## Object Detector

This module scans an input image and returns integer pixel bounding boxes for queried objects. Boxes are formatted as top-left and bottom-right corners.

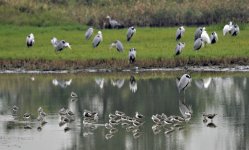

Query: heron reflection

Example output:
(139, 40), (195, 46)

(111, 79), (125, 88)
(52, 79), (72, 88)
(95, 78), (105, 89)
(179, 98), (193, 120)
(195, 77), (212, 89)
(129, 75), (137, 93)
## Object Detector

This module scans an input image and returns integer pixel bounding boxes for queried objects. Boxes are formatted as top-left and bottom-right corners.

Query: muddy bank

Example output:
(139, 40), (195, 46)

(0, 57), (249, 72)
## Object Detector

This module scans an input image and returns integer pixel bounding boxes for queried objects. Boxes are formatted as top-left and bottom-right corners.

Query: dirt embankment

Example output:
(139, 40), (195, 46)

(0, 57), (249, 71)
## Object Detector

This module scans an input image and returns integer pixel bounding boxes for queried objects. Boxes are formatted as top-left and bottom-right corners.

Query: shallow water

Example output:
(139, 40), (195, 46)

(0, 72), (249, 150)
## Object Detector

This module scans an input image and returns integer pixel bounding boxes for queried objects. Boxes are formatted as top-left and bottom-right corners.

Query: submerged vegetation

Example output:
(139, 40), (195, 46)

(0, 0), (248, 27)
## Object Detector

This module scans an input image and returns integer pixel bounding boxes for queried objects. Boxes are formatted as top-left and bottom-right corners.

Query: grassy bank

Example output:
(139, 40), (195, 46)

(0, 0), (248, 27)
(0, 24), (249, 70)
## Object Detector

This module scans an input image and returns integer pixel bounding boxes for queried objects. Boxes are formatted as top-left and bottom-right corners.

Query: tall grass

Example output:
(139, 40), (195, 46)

(0, 0), (248, 27)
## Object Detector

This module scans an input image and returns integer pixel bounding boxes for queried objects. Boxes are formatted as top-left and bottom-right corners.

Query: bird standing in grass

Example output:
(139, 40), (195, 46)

(194, 27), (203, 41)
(51, 37), (71, 52)
(175, 42), (185, 56)
(92, 31), (103, 48)
(194, 38), (204, 51)
(110, 40), (124, 52)
(176, 26), (185, 41)
(210, 32), (218, 44)
(129, 48), (136, 64)
(85, 27), (94, 40)
(223, 21), (233, 36)
(231, 24), (240, 36)
(127, 26), (136, 42)
(26, 33), (35, 47)
(201, 27), (211, 44)
(106, 16), (121, 29)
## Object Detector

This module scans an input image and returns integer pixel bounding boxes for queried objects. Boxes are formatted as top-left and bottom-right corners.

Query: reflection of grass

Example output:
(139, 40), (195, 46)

(0, 24), (249, 69)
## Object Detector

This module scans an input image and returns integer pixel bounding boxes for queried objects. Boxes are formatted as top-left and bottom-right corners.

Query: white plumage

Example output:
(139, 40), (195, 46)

(201, 27), (211, 44)
(223, 21), (233, 36)
(26, 33), (35, 47)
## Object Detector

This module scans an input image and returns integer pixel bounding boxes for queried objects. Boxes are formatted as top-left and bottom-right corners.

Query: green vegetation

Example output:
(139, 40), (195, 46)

(0, 24), (249, 70)
(0, 0), (248, 27)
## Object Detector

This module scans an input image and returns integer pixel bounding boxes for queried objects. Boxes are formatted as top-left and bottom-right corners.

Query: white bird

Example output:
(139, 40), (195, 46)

(92, 31), (103, 48)
(176, 26), (185, 41)
(223, 21), (233, 36)
(106, 16), (121, 29)
(129, 48), (136, 64)
(110, 40), (124, 52)
(85, 27), (94, 40)
(95, 78), (105, 89)
(201, 27), (211, 44)
(129, 75), (137, 93)
(52, 79), (72, 88)
(51, 37), (71, 52)
(231, 24), (240, 36)
(194, 38), (204, 51)
(26, 33), (35, 47)
(175, 42), (185, 56)
(210, 32), (218, 44)
(127, 26), (136, 41)
(177, 74), (191, 93)
(111, 79), (125, 88)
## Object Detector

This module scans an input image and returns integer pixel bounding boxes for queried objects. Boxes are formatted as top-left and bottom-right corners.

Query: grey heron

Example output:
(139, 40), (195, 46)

(176, 26), (185, 41)
(175, 42), (185, 56)
(129, 48), (136, 64)
(51, 37), (71, 52)
(223, 21), (233, 36)
(201, 27), (211, 44)
(92, 31), (103, 48)
(179, 99), (193, 119)
(26, 33), (35, 47)
(106, 15), (121, 29)
(210, 32), (218, 44)
(110, 40), (124, 52)
(177, 74), (191, 93)
(193, 38), (204, 50)
(127, 26), (136, 41)
(194, 27), (203, 41)
(231, 24), (240, 36)
(85, 27), (94, 40)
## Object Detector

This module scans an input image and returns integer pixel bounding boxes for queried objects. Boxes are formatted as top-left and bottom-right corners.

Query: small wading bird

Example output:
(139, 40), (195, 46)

(127, 26), (136, 41)
(129, 48), (136, 64)
(203, 113), (217, 121)
(176, 26), (185, 41)
(194, 38), (204, 51)
(175, 42), (185, 56)
(106, 16), (122, 29)
(92, 31), (103, 48)
(110, 40), (124, 52)
(26, 33), (35, 47)
(210, 32), (218, 44)
(194, 27), (203, 41)
(85, 27), (94, 40)
(223, 21), (233, 36)
(177, 74), (192, 93)
(51, 37), (71, 52)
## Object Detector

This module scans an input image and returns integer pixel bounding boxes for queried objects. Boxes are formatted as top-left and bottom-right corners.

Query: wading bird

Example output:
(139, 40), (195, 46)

(110, 40), (124, 52)
(223, 21), (233, 36)
(85, 27), (94, 40)
(176, 26), (185, 41)
(194, 38), (204, 50)
(210, 32), (218, 44)
(51, 37), (71, 52)
(106, 16), (121, 29)
(175, 42), (185, 56)
(177, 74), (191, 93)
(194, 27), (203, 41)
(129, 48), (136, 64)
(26, 33), (35, 47)
(92, 31), (103, 48)
(231, 24), (240, 36)
(127, 26), (136, 41)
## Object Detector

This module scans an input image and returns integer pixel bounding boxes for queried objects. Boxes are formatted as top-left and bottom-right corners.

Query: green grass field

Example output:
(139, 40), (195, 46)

(0, 24), (249, 63)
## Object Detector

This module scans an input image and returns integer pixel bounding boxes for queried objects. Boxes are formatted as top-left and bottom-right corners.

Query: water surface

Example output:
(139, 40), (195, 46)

(0, 72), (248, 150)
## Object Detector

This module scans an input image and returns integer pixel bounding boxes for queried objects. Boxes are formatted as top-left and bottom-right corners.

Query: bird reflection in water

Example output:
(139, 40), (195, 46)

(111, 79), (125, 88)
(129, 75), (137, 93)
(202, 112), (217, 128)
(95, 78), (105, 89)
(195, 78), (212, 89)
(82, 110), (99, 136)
(52, 79), (72, 88)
